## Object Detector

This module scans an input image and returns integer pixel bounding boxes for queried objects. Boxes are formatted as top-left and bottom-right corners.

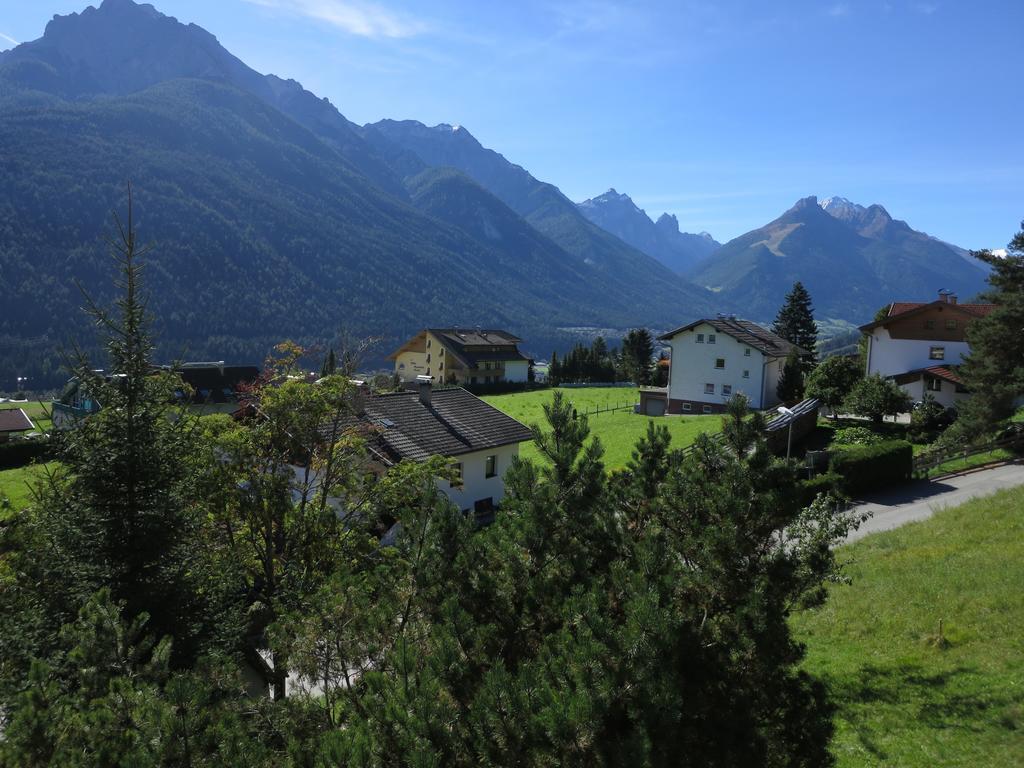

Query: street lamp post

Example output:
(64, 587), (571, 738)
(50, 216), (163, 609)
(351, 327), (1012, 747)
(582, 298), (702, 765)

(777, 406), (795, 460)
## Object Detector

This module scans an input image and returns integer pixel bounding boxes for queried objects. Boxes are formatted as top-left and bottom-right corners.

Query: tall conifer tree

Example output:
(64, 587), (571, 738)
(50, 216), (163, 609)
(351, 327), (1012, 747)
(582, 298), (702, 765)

(772, 281), (819, 366)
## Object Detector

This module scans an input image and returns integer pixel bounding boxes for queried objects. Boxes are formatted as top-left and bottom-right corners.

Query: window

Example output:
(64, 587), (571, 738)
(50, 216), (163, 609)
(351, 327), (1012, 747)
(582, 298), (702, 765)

(439, 347), (444, 356)
(702, 405), (713, 414)
(722, 384), (732, 396)
(744, 348), (751, 356)
(682, 403), (692, 411)
(929, 346), (945, 360)
(427, 338), (431, 348)
(924, 320), (936, 330)
(485, 454), (497, 478)
(927, 377), (942, 392)
(715, 358), (725, 369)
(440, 362), (444, 370)
(946, 319), (958, 330)
(708, 334), (716, 344)
(742, 369), (750, 379)
(426, 367), (430, 375)
(426, 353), (431, 363)
(471, 376), (478, 384)
(696, 333), (705, 343)
(704, 383), (715, 394)
(452, 463), (463, 489)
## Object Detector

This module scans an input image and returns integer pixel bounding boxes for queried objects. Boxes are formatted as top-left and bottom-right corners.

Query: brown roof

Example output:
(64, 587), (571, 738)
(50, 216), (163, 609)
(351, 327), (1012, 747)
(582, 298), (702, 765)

(893, 365), (965, 386)
(332, 387), (532, 463)
(428, 328), (522, 347)
(862, 300), (996, 331)
(658, 317), (805, 358)
(0, 408), (35, 433)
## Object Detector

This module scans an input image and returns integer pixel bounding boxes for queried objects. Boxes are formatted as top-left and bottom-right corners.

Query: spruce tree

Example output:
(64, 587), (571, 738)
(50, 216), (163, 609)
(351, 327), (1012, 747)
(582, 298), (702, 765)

(773, 281), (819, 365)
(776, 349), (805, 404)
(956, 222), (1024, 436)
(5, 191), (207, 668)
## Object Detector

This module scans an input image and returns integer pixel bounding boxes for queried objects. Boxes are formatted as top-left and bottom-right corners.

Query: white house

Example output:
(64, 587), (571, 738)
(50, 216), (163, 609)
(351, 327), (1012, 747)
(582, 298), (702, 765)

(860, 292), (994, 408)
(657, 317), (804, 413)
(389, 328), (530, 386)
(325, 378), (532, 515)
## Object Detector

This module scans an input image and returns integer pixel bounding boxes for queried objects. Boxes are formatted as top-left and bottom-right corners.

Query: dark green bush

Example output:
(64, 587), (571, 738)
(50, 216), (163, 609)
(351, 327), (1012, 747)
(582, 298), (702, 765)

(798, 471), (845, 507)
(0, 438), (52, 470)
(829, 440), (913, 497)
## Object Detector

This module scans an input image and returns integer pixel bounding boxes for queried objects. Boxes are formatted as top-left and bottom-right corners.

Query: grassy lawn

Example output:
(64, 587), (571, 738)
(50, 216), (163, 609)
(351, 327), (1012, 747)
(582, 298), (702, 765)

(792, 486), (1024, 767)
(0, 462), (57, 517)
(483, 387), (720, 469)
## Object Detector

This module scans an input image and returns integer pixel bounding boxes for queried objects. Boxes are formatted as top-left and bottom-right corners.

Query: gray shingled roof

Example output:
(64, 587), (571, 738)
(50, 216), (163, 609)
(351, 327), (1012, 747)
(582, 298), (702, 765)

(658, 318), (805, 358)
(428, 328), (522, 347)
(338, 388), (532, 463)
(0, 408), (35, 433)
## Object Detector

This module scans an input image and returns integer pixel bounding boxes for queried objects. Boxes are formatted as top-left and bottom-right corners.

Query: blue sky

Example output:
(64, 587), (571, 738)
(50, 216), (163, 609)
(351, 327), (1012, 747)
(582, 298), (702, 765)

(2, 0), (1021, 247)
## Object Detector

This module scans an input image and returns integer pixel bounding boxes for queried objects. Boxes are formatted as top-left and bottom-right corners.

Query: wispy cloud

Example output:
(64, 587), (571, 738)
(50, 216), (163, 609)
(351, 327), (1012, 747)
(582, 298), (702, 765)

(827, 3), (850, 17)
(914, 2), (938, 14)
(243, 0), (428, 39)
(0, 32), (18, 47)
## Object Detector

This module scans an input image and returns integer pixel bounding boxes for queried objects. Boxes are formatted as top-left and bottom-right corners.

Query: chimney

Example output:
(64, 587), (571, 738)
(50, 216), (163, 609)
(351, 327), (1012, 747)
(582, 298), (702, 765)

(416, 374), (432, 406)
(349, 379), (367, 415)
(938, 289), (951, 303)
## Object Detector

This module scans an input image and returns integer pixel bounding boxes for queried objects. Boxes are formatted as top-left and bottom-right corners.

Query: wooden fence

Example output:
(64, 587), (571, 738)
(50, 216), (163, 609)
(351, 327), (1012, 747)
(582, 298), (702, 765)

(912, 432), (1024, 476)
(571, 401), (637, 418)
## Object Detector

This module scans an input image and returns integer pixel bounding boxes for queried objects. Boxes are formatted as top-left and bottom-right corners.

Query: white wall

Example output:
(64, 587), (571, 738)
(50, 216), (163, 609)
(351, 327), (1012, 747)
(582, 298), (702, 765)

(668, 323), (768, 408)
(436, 443), (521, 511)
(897, 377), (966, 409)
(866, 328), (971, 377)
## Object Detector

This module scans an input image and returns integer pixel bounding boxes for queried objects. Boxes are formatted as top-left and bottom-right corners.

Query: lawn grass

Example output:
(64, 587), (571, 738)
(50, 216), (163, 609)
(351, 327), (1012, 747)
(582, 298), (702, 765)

(482, 387), (720, 469)
(0, 462), (57, 517)
(792, 485), (1024, 767)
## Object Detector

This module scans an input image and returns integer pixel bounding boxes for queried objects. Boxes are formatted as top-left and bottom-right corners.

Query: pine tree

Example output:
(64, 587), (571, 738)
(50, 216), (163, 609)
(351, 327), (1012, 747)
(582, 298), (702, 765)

(776, 349), (805, 404)
(6, 191), (208, 668)
(320, 347), (337, 377)
(955, 222), (1024, 437)
(621, 328), (655, 385)
(773, 281), (819, 365)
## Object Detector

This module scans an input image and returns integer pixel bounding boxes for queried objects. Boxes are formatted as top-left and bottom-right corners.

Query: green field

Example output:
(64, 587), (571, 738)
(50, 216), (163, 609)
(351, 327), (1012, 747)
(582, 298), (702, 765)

(0, 462), (57, 517)
(793, 486), (1024, 767)
(482, 387), (720, 469)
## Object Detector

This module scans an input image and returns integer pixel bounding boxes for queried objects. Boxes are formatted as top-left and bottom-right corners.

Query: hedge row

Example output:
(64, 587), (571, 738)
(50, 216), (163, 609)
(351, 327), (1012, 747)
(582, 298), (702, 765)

(829, 440), (913, 497)
(0, 438), (53, 470)
(797, 472), (844, 507)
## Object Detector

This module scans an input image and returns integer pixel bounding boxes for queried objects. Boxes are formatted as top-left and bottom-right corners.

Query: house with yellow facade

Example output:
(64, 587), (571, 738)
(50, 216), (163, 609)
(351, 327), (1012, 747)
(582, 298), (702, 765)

(388, 328), (530, 385)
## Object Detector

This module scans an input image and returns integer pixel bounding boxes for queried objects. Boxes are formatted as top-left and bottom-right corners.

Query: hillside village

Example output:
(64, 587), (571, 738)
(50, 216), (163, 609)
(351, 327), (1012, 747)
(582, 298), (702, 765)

(0, 1), (1022, 765)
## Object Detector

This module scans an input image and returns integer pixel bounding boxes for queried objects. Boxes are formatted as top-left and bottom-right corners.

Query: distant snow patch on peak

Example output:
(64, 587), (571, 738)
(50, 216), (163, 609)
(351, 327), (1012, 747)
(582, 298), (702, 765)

(820, 196), (866, 216)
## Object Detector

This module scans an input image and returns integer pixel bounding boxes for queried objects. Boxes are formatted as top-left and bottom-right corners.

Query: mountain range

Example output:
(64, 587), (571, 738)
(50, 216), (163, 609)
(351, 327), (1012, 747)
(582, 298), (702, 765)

(576, 190), (721, 275)
(687, 195), (989, 322)
(0, 0), (992, 388)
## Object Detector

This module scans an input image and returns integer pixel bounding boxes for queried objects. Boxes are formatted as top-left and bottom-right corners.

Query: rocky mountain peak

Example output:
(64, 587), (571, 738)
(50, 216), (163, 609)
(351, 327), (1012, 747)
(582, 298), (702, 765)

(655, 212), (680, 233)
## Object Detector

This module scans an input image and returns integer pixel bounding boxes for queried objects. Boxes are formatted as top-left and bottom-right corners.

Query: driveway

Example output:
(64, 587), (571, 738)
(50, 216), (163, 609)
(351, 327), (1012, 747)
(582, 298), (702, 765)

(845, 461), (1024, 544)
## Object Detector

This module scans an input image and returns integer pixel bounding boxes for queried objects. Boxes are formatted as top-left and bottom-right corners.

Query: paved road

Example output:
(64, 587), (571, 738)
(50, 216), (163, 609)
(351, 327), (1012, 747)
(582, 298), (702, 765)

(845, 460), (1024, 543)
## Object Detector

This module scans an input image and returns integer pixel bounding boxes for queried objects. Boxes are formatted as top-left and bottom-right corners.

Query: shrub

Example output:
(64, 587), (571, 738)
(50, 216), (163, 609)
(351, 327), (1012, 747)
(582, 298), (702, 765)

(908, 395), (955, 444)
(844, 374), (912, 423)
(798, 471), (845, 507)
(0, 438), (52, 470)
(832, 426), (884, 446)
(829, 440), (913, 497)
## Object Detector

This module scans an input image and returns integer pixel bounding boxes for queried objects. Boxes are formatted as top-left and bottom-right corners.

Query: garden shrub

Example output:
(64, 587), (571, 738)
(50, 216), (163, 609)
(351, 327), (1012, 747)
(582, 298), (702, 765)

(832, 426), (884, 447)
(798, 471), (845, 507)
(0, 438), (52, 470)
(829, 440), (913, 497)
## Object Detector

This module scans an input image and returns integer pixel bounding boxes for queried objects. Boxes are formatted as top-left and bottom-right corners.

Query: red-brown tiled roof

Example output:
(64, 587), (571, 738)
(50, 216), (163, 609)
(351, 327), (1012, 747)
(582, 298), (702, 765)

(0, 408), (35, 433)
(888, 301), (995, 319)
(924, 365), (964, 385)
